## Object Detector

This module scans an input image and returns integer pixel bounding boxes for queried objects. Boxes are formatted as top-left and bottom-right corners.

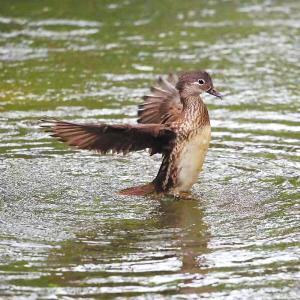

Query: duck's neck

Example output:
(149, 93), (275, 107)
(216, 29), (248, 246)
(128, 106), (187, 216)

(180, 94), (210, 127)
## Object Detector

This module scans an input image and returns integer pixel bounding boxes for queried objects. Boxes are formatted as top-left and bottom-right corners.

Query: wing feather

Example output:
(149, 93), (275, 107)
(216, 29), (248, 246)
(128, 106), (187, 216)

(138, 73), (182, 124)
(42, 120), (175, 155)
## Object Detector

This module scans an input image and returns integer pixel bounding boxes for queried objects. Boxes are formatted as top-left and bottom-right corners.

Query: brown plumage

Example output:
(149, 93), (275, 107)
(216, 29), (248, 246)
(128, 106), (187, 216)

(138, 73), (182, 124)
(42, 70), (222, 197)
(42, 121), (175, 155)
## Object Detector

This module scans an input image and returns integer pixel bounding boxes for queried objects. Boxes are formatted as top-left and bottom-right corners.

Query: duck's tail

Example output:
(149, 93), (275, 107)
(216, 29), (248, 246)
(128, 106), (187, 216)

(119, 183), (155, 196)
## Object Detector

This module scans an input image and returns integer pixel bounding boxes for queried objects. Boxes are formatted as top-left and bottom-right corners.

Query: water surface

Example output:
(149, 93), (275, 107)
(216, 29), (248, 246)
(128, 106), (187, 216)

(0, 0), (299, 299)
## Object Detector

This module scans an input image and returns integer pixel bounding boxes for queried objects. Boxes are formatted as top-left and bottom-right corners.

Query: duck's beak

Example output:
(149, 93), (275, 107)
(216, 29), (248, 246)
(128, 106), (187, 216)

(207, 87), (223, 99)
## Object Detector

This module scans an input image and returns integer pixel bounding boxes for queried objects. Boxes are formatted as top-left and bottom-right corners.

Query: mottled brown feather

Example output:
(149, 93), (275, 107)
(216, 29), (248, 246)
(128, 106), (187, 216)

(138, 73), (182, 124)
(43, 120), (176, 155)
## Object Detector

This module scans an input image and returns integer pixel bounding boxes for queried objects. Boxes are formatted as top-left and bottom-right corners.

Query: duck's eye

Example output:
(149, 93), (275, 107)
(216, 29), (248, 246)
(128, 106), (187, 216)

(198, 79), (205, 85)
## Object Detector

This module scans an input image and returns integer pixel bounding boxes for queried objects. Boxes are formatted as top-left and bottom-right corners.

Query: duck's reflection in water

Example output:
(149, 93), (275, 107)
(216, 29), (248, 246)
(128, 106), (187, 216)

(44, 195), (209, 294)
(154, 196), (209, 273)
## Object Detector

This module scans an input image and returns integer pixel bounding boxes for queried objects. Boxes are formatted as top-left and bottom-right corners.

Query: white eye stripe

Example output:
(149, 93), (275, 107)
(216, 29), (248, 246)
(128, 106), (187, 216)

(192, 79), (206, 86)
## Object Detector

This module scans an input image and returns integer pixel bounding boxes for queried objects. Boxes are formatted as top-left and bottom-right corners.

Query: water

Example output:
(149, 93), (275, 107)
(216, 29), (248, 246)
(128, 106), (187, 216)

(0, 0), (299, 298)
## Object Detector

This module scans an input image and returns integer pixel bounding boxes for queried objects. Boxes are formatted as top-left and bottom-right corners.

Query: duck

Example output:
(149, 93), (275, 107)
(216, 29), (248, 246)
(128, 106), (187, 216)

(42, 70), (222, 197)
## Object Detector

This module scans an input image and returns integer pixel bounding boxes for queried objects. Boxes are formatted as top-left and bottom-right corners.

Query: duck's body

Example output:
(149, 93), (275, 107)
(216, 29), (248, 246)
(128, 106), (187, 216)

(152, 96), (211, 194)
(43, 70), (221, 196)
(171, 124), (211, 193)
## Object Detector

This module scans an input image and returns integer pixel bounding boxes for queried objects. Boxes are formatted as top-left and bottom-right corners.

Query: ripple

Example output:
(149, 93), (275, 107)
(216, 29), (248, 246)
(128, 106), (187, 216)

(0, 45), (48, 61)
(0, 0), (300, 298)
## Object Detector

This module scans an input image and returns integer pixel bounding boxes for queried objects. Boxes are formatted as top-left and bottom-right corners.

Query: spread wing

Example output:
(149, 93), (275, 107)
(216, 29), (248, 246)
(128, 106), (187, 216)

(42, 120), (176, 155)
(137, 73), (182, 124)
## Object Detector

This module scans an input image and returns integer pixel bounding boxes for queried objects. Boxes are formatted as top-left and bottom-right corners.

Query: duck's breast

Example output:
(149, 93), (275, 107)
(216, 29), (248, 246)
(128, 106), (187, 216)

(176, 125), (211, 192)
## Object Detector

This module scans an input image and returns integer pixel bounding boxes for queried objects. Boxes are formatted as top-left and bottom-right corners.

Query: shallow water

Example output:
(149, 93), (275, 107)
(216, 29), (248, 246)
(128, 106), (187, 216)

(0, 0), (300, 299)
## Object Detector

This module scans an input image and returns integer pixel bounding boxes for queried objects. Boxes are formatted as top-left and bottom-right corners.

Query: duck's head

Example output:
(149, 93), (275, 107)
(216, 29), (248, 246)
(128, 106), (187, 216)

(176, 70), (222, 99)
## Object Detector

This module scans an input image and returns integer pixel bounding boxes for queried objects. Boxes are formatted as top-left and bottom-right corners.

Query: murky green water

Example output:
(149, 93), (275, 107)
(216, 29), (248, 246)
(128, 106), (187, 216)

(0, 0), (299, 299)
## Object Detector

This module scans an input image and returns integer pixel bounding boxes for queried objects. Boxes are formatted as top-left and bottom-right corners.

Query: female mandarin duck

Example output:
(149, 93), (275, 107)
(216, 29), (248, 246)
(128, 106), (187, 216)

(43, 71), (222, 197)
